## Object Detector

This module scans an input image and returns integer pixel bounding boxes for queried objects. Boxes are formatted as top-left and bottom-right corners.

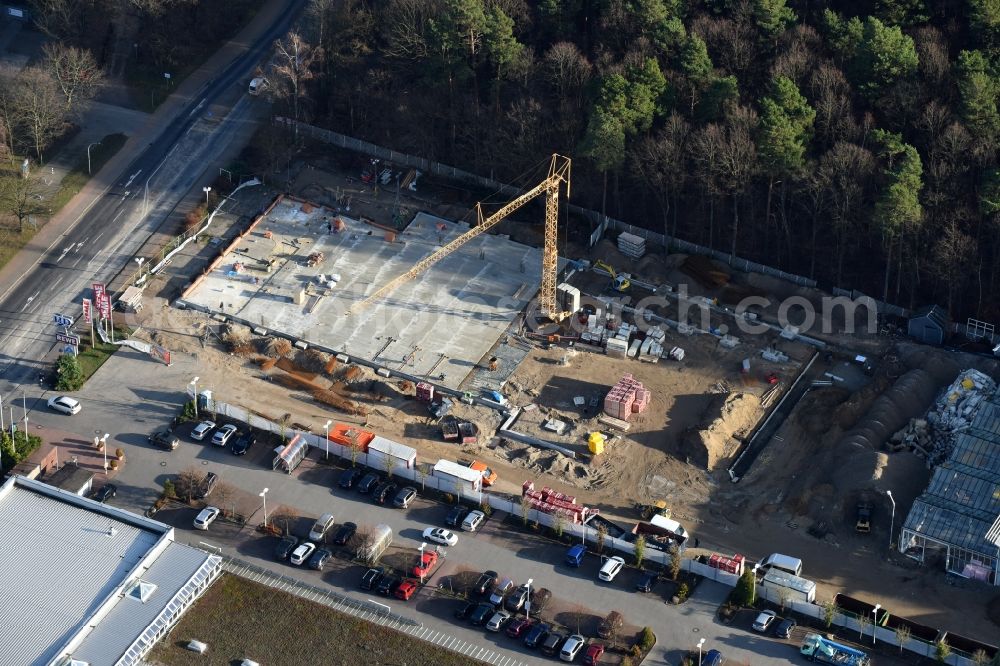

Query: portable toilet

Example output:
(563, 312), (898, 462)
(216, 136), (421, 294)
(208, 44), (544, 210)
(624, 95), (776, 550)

(588, 432), (606, 454)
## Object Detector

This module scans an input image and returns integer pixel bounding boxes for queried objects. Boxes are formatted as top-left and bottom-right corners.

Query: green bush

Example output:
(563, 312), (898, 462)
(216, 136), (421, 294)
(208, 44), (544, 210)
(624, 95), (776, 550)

(162, 479), (176, 499)
(0, 430), (42, 473)
(179, 399), (198, 422)
(55, 354), (85, 391)
(640, 627), (655, 651)
(733, 570), (756, 606)
(677, 583), (690, 601)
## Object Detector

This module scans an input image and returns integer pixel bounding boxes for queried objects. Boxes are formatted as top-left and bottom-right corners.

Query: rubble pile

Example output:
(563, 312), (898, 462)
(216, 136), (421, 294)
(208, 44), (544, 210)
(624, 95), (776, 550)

(889, 369), (997, 466)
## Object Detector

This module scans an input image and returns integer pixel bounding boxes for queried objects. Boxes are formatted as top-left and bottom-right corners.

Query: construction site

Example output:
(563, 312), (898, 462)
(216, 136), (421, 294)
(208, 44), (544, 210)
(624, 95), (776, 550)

(131, 149), (1000, 641)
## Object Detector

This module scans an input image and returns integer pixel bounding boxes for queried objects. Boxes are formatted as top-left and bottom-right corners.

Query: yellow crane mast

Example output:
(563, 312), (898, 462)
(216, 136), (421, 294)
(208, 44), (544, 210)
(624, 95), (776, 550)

(347, 154), (571, 319)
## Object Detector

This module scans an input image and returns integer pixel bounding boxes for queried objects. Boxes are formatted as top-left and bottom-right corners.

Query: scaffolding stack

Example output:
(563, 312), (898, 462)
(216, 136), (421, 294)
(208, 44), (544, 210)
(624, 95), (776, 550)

(617, 232), (646, 259)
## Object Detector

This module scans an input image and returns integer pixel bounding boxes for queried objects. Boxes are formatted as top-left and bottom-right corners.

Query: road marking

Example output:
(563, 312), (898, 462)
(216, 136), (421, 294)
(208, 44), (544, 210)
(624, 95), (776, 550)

(50, 276), (64, 290)
(112, 209), (124, 223)
(93, 231), (105, 242)
(20, 292), (39, 312)
(123, 170), (141, 189)
(189, 98), (207, 117)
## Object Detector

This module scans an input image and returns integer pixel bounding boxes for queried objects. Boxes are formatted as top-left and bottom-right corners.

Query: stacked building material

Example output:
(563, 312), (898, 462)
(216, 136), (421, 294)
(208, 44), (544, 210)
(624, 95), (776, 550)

(522, 482), (590, 523)
(604, 374), (650, 420)
(632, 389), (652, 413)
(707, 553), (745, 575)
(416, 382), (435, 402)
(617, 232), (646, 259)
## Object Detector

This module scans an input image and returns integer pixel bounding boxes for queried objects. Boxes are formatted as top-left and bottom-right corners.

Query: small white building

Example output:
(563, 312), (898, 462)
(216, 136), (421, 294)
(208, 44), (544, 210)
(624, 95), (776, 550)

(368, 435), (416, 472)
(433, 459), (483, 496)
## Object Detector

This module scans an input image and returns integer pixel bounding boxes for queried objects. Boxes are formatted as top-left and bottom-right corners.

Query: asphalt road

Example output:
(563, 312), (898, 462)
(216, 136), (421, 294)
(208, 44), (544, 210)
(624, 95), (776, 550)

(0, 0), (308, 403)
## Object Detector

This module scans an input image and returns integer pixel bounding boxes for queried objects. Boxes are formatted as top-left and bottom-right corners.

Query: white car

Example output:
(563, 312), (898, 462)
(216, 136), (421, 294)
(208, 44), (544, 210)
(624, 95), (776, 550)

(753, 610), (778, 633)
(598, 555), (625, 582)
(560, 634), (586, 662)
(211, 424), (238, 446)
(193, 506), (220, 530)
(423, 527), (458, 546)
(191, 420), (217, 441)
(290, 542), (317, 566)
(47, 395), (81, 415)
(461, 509), (486, 532)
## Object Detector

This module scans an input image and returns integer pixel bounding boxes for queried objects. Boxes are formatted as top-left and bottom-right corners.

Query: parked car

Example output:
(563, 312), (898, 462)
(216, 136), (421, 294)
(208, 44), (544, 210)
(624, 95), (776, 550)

(752, 610), (778, 633)
(274, 535), (298, 561)
(193, 506), (219, 530)
(469, 602), (496, 626)
(395, 579), (419, 600)
(598, 556), (625, 582)
(489, 577), (514, 606)
(582, 644), (605, 665)
(454, 601), (477, 620)
(423, 527), (458, 547)
(444, 505), (466, 527)
(560, 634), (586, 662)
(47, 395), (81, 415)
(565, 544), (586, 567)
(461, 509), (486, 532)
(150, 429), (179, 451)
(506, 617), (534, 638)
(597, 611), (623, 640)
(373, 482), (398, 505)
(357, 472), (380, 493)
(413, 550), (439, 578)
(703, 649), (725, 666)
(486, 609), (511, 632)
(290, 542), (316, 566)
(393, 486), (417, 508)
(197, 472), (218, 499)
(505, 584), (530, 612)
(524, 622), (551, 649)
(475, 570), (498, 596)
(339, 468), (363, 489)
(190, 420), (216, 441)
(93, 484), (117, 503)
(774, 618), (796, 638)
(212, 424), (238, 446)
(530, 587), (552, 613)
(230, 432), (256, 455)
(377, 573), (401, 596)
(541, 632), (567, 657)
(309, 513), (337, 541)
(332, 522), (357, 546)
(360, 568), (383, 591)
(635, 570), (658, 593)
(308, 548), (333, 571)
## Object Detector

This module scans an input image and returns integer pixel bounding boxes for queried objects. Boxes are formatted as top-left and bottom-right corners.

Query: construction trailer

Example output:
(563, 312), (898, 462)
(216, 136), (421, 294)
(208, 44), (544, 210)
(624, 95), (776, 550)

(433, 459), (483, 497)
(367, 436), (416, 473)
(760, 569), (817, 603)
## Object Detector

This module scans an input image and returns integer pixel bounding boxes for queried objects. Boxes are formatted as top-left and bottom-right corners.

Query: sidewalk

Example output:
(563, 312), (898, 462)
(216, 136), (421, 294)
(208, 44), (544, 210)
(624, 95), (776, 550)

(0, 0), (294, 300)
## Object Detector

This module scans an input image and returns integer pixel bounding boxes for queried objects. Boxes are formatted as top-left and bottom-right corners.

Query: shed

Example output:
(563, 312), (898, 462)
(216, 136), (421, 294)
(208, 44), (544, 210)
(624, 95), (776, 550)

(908, 304), (949, 345)
(117, 286), (144, 313)
(433, 459), (483, 487)
(272, 434), (308, 473)
(43, 463), (94, 496)
(367, 435), (416, 472)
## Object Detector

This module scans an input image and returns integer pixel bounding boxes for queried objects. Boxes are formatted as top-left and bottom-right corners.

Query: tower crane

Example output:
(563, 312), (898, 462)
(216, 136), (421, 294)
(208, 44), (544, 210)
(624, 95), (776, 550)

(346, 154), (571, 320)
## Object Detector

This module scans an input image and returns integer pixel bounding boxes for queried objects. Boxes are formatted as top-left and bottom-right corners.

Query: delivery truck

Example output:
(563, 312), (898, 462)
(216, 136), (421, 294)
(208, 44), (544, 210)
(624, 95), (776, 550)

(800, 634), (870, 666)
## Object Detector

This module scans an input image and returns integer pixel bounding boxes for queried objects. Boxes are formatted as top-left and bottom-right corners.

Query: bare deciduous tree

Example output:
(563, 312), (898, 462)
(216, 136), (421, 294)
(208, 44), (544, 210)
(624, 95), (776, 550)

(271, 32), (323, 136)
(0, 172), (45, 232)
(9, 67), (68, 163)
(42, 43), (105, 114)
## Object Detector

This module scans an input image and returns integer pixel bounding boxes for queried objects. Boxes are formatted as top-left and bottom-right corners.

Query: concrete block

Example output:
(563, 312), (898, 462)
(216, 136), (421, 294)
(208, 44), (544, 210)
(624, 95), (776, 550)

(376, 368), (391, 378)
(336, 354), (350, 363)
(253, 327), (268, 335)
(294, 340), (308, 350)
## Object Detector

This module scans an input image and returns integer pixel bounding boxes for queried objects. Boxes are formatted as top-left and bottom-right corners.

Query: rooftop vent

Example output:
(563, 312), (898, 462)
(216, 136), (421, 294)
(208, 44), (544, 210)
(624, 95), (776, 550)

(128, 580), (157, 603)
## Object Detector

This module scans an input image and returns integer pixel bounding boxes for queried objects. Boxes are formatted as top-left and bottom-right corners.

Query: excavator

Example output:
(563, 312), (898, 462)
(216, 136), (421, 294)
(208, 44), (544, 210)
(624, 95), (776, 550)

(593, 260), (631, 292)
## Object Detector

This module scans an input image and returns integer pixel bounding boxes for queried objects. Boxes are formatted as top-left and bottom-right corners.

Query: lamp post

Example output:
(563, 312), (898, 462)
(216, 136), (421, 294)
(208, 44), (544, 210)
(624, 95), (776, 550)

(887, 490), (896, 551)
(101, 433), (110, 473)
(418, 542), (427, 583)
(697, 638), (706, 666)
(524, 577), (533, 618)
(190, 376), (199, 417)
(135, 257), (145, 279)
(872, 604), (881, 644)
(203, 186), (212, 205)
(87, 142), (102, 175)
(259, 487), (269, 528)
(324, 419), (332, 460)
(751, 563), (760, 605)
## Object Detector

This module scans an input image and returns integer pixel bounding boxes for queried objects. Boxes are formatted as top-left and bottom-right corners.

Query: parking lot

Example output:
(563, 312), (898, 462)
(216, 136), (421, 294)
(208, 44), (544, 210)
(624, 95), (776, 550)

(22, 346), (916, 666)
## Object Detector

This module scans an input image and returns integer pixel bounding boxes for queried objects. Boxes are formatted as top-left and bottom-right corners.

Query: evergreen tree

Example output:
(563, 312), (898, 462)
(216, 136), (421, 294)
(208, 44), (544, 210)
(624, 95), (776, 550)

(956, 50), (1000, 143)
(852, 17), (919, 98)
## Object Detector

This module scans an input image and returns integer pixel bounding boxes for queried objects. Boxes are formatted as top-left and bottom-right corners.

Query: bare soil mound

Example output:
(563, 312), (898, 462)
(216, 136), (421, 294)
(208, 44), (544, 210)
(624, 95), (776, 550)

(680, 392), (761, 470)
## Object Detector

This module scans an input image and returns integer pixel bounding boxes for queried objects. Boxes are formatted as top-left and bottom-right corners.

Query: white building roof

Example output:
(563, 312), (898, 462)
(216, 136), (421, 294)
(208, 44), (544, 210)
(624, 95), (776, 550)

(0, 476), (219, 666)
(369, 435), (416, 461)
(433, 459), (482, 484)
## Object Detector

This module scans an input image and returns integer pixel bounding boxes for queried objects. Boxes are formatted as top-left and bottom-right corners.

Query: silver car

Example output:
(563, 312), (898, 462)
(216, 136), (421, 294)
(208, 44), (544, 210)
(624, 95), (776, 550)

(193, 506), (220, 530)
(486, 609), (511, 632)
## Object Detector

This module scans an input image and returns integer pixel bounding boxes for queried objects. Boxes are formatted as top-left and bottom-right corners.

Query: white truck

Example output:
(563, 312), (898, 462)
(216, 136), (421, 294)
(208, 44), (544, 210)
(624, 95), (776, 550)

(248, 77), (269, 95)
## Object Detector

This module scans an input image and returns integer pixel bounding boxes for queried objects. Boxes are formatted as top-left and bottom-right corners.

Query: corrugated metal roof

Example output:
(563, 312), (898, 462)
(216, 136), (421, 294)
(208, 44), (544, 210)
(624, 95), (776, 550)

(70, 543), (220, 665)
(433, 459), (481, 483)
(0, 478), (161, 666)
(369, 435), (416, 460)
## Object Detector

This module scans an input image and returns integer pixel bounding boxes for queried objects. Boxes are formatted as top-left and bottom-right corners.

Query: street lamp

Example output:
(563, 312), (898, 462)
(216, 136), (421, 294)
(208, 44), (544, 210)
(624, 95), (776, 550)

(418, 542), (427, 583)
(751, 563), (760, 605)
(135, 257), (145, 278)
(100, 433), (110, 473)
(524, 578), (533, 618)
(203, 186), (212, 205)
(324, 419), (332, 460)
(190, 377), (200, 417)
(259, 487), (269, 528)
(887, 490), (896, 551)
(697, 638), (706, 666)
(872, 604), (881, 644)
(87, 142), (102, 175)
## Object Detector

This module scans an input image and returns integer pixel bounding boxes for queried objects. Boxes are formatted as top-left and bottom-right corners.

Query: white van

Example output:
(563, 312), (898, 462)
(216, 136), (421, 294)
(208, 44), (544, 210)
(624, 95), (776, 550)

(309, 513), (336, 541)
(760, 553), (802, 577)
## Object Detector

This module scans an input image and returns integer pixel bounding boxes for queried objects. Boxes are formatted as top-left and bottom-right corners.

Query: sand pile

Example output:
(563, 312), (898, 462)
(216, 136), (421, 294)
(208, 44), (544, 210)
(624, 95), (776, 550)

(680, 392), (761, 470)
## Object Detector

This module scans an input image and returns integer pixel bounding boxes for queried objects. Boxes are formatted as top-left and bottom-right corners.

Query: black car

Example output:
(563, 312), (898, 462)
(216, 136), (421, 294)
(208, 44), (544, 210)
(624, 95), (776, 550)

(636, 570), (658, 593)
(376, 573), (401, 596)
(231, 432), (256, 455)
(339, 468), (363, 489)
(332, 521), (357, 546)
(523, 622), (551, 649)
(774, 618), (797, 638)
(197, 472), (218, 499)
(505, 584), (530, 612)
(360, 568), (383, 591)
(149, 429), (179, 451)
(357, 472), (380, 494)
(308, 548), (333, 571)
(373, 482), (398, 505)
(275, 535), (298, 561)
(445, 506), (466, 527)
(475, 570), (498, 595)
(393, 486), (417, 508)
(454, 601), (477, 620)
(541, 632), (567, 657)
(93, 484), (117, 502)
(469, 602), (496, 626)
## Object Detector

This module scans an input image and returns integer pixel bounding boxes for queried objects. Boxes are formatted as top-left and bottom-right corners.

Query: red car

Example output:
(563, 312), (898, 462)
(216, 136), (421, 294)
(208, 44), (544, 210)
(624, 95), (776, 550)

(505, 617), (534, 638)
(395, 579), (419, 600)
(413, 550), (439, 578)
(582, 643), (605, 665)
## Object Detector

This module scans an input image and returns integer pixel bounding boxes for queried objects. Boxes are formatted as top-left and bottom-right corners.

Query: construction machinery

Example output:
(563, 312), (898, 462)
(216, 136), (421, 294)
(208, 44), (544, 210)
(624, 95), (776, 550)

(593, 260), (631, 292)
(347, 155), (572, 320)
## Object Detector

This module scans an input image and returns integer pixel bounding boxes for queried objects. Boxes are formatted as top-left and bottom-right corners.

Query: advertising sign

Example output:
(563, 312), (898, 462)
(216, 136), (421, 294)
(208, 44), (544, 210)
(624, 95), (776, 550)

(53, 313), (73, 327)
(82, 298), (92, 324)
(56, 333), (81, 346)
